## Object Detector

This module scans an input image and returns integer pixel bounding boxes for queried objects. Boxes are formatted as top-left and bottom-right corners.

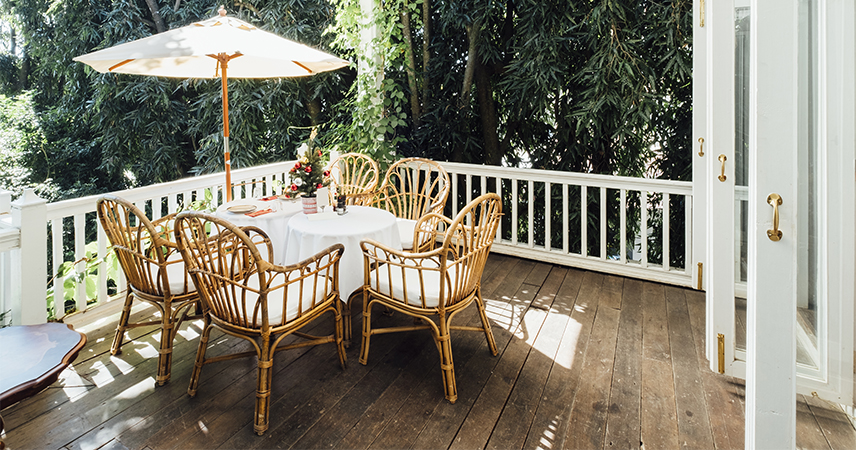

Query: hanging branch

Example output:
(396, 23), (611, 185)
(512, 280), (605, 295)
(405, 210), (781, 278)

(401, 6), (422, 127)
(421, 0), (432, 109)
(459, 18), (482, 109)
(143, 0), (167, 33)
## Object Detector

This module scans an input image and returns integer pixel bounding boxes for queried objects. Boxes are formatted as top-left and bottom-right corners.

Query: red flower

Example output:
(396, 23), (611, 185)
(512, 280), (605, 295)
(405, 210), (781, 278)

(323, 170), (330, 177)
(294, 162), (301, 169)
(305, 166), (312, 173)
(316, 183), (323, 189)
(290, 184), (298, 191)
(289, 167), (296, 173)
(317, 150), (323, 157)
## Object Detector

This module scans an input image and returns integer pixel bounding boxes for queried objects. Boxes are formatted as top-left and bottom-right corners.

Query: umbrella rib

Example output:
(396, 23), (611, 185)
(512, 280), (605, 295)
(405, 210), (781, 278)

(109, 59), (135, 72)
(293, 61), (313, 74)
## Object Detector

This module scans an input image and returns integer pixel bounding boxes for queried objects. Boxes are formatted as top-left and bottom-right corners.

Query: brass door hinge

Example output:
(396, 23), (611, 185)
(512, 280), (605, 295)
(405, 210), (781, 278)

(717, 333), (725, 374)
(697, 262), (703, 290)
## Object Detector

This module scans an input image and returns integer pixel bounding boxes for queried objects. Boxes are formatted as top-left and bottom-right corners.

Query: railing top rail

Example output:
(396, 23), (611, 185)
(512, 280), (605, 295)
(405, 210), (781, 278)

(45, 160), (296, 220)
(438, 161), (693, 196)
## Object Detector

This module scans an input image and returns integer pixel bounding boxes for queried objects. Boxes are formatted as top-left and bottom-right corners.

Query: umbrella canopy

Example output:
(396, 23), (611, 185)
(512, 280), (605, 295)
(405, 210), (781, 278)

(73, 6), (349, 201)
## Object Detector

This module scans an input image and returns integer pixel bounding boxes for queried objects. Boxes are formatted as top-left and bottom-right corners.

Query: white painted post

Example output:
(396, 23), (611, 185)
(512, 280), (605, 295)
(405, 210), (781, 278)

(11, 189), (48, 325)
(0, 190), (11, 214)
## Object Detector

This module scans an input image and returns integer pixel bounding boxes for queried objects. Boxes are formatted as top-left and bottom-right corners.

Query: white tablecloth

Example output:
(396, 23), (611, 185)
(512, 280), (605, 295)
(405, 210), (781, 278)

(214, 198), (303, 265)
(284, 206), (402, 301)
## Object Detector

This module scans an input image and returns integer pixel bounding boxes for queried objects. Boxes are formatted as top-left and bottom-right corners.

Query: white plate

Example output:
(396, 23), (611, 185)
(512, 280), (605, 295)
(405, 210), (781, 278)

(226, 204), (257, 214)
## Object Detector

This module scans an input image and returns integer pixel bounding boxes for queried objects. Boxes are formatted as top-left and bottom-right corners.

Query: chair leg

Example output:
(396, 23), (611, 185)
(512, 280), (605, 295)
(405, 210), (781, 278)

(254, 339), (273, 436)
(333, 305), (348, 370)
(342, 298), (352, 346)
(110, 291), (134, 355)
(436, 318), (457, 404)
(187, 315), (212, 398)
(359, 297), (373, 365)
(475, 290), (498, 356)
(156, 314), (175, 386)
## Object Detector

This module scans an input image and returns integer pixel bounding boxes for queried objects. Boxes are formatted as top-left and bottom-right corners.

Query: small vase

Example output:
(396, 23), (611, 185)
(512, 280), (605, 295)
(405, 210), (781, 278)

(301, 195), (318, 214)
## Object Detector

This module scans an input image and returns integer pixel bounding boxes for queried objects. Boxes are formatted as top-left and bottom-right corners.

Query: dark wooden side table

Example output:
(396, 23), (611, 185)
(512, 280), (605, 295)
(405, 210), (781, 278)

(0, 322), (87, 449)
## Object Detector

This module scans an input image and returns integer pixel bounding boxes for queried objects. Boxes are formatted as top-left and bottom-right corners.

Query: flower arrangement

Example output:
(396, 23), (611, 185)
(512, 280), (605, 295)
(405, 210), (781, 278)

(285, 139), (331, 198)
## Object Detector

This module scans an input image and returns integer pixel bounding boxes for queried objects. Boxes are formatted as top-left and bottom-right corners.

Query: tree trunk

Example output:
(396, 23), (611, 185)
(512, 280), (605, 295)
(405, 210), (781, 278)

(306, 97), (323, 126)
(144, 0), (167, 33)
(459, 18), (482, 108)
(401, 9), (421, 127)
(475, 62), (502, 166)
(421, 0), (431, 110)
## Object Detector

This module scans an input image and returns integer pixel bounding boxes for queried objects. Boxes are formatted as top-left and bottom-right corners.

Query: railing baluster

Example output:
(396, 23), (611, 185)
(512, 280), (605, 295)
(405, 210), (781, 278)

(581, 185), (587, 257)
(600, 187), (606, 260)
(528, 180), (534, 248)
(495, 176), (502, 243)
(466, 173), (473, 206)
(685, 194), (693, 274)
(663, 193), (671, 271)
(562, 183), (569, 254)
(97, 225), (108, 307)
(74, 213), (87, 313)
(620, 189), (627, 264)
(641, 191), (648, 268)
(512, 179), (518, 246)
(545, 182), (552, 251)
(452, 172), (459, 217)
(51, 218), (64, 320)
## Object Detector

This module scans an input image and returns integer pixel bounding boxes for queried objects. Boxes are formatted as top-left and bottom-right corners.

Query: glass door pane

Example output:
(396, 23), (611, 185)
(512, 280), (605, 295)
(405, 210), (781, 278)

(733, 0), (822, 373)
(734, 5), (750, 354)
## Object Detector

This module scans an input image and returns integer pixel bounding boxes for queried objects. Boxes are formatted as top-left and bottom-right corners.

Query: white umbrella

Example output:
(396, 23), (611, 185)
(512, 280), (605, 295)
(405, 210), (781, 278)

(74, 5), (349, 201)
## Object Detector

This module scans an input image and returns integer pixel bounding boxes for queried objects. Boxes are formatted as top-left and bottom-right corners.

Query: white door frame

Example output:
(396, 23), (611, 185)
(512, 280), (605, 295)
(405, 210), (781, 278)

(746, 1), (798, 445)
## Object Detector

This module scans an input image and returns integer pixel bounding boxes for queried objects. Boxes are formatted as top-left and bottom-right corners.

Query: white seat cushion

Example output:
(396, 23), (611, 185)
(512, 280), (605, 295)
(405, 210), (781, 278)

(240, 275), (333, 327)
(152, 252), (197, 295)
(372, 259), (457, 308)
(397, 218), (417, 250)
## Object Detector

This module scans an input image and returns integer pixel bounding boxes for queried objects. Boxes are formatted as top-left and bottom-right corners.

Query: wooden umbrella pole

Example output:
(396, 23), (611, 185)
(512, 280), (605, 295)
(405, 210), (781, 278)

(221, 55), (232, 202)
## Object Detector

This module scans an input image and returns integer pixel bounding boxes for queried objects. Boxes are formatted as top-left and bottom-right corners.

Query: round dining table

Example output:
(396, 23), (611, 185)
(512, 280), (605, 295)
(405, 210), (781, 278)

(214, 197), (303, 265)
(283, 206), (402, 301)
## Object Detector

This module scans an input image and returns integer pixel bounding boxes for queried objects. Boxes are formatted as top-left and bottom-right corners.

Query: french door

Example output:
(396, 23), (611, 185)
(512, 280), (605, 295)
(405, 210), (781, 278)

(696, 0), (855, 445)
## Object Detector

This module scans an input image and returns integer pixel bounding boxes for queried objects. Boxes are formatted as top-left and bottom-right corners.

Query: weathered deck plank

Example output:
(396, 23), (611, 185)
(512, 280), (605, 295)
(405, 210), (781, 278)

(3, 254), (856, 450)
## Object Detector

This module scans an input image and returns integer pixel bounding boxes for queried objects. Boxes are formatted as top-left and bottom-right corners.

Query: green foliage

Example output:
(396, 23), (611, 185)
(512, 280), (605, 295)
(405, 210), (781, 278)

(0, 91), (42, 195)
(5, 0), (352, 196)
(46, 240), (120, 320)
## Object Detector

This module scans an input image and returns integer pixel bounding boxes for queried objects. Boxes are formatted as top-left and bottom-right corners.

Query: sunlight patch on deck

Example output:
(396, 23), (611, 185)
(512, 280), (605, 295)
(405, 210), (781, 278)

(109, 354), (135, 375)
(84, 360), (116, 387)
(115, 378), (155, 402)
(61, 365), (90, 402)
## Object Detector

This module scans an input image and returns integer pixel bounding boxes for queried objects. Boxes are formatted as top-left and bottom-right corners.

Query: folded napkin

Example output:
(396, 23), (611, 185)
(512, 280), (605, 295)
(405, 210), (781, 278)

(259, 196), (278, 201)
(246, 208), (273, 217)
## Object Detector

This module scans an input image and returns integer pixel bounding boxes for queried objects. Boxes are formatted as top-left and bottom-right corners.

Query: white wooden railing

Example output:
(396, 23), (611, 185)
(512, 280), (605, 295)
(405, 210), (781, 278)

(440, 162), (694, 287)
(2, 160), (693, 324)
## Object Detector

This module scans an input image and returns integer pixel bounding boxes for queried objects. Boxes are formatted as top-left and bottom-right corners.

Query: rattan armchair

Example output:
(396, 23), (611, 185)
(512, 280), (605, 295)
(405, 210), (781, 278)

(326, 152), (380, 206)
(368, 157), (450, 252)
(173, 212), (347, 436)
(96, 195), (200, 386)
(359, 193), (502, 403)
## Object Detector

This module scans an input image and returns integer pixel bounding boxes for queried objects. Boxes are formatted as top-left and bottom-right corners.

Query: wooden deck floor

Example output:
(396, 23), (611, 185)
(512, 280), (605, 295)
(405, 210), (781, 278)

(3, 254), (855, 450)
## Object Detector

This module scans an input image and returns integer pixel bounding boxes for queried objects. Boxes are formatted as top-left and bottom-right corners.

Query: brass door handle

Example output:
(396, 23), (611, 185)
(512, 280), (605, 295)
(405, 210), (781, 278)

(718, 154), (727, 182)
(698, 137), (705, 156)
(767, 193), (783, 242)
